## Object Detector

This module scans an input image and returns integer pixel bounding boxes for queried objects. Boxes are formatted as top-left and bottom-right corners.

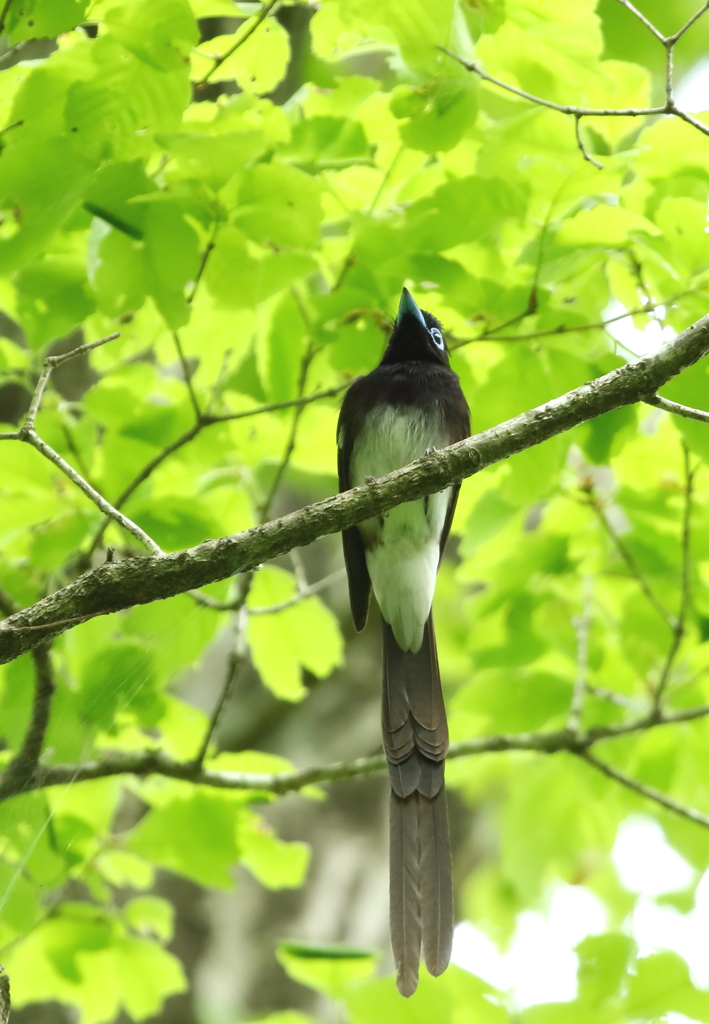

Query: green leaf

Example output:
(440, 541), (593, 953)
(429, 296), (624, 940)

(236, 163), (323, 250)
(239, 810), (310, 889)
(124, 896), (174, 941)
(105, 0), (199, 72)
(7, 0), (89, 42)
(204, 225), (316, 309)
(190, 19), (290, 93)
(345, 972), (452, 1024)
(16, 257), (95, 348)
(77, 641), (164, 729)
(247, 567), (344, 700)
(66, 35), (189, 161)
(402, 175), (526, 252)
(7, 918), (186, 1024)
(126, 790), (241, 888)
(0, 138), (94, 273)
(278, 942), (377, 1000)
(392, 78), (478, 153)
(625, 951), (709, 1021)
(282, 115), (370, 170)
(576, 932), (635, 1008)
(156, 129), (266, 190)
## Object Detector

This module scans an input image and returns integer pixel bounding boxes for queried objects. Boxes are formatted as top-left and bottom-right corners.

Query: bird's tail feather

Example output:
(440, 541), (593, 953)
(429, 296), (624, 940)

(383, 616), (453, 997)
(389, 791), (422, 998)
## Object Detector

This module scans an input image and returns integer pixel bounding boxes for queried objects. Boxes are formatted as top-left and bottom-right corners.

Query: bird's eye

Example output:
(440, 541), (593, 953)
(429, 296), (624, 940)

(429, 327), (445, 350)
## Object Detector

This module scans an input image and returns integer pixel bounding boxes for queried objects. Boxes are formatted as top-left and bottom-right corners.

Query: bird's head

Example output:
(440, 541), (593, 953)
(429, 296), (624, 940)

(380, 288), (449, 366)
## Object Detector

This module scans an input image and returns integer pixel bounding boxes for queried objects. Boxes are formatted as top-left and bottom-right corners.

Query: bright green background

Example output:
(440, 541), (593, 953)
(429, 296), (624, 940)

(2, 0), (709, 1020)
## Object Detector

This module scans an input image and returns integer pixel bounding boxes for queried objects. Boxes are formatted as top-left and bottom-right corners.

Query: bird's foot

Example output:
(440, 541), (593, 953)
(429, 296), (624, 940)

(425, 446), (438, 455)
(365, 475), (377, 484)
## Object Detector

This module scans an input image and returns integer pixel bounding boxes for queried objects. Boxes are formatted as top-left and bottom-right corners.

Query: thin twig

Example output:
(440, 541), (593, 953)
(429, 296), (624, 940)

(584, 487), (675, 628)
(581, 750), (709, 829)
(449, 293), (692, 348)
(654, 444), (694, 707)
(193, 591), (251, 766)
(173, 331), (201, 421)
(368, 144), (404, 215)
(1, 332), (160, 555)
(258, 317), (318, 520)
(585, 683), (645, 711)
(17, 702), (709, 801)
(568, 577), (592, 736)
(248, 569), (345, 616)
(614, 0), (665, 42)
(84, 383), (349, 558)
(207, 383), (349, 424)
(645, 394), (709, 424)
(440, 47), (709, 145)
(195, 0), (281, 86)
(574, 114), (603, 169)
(21, 333), (120, 432)
(440, 48), (667, 118)
(667, 1), (709, 44)
(24, 432), (162, 556)
(187, 225), (218, 306)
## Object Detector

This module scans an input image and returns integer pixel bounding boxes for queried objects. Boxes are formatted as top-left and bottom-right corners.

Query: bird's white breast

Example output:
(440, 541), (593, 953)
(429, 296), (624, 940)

(349, 405), (451, 652)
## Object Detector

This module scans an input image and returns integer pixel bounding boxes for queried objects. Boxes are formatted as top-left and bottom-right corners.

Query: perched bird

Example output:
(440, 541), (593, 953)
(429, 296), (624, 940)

(337, 288), (470, 997)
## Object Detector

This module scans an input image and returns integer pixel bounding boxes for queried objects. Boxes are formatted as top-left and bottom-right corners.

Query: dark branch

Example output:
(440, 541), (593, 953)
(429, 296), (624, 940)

(0, 643), (56, 800)
(581, 750), (709, 829)
(2, 311), (709, 663)
(13, 702), (709, 802)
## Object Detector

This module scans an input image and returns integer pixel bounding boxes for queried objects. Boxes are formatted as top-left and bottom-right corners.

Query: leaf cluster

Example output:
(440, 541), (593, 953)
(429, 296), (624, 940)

(2, 0), (709, 1020)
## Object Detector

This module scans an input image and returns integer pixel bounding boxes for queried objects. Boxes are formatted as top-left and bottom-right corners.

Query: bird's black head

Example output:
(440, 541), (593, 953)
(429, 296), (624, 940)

(380, 288), (449, 367)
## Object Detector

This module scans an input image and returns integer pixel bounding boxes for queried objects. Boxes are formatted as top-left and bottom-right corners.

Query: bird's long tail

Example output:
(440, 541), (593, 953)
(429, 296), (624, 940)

(382, 615), (453, 997)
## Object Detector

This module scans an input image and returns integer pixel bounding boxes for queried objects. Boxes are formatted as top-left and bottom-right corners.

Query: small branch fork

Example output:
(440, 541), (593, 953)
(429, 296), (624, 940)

(0, 334), (162, 557)
(441, 0), (709, 167)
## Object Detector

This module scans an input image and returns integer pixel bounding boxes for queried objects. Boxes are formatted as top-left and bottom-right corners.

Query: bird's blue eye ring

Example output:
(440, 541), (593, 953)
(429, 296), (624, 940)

(429, 327), (445, 350)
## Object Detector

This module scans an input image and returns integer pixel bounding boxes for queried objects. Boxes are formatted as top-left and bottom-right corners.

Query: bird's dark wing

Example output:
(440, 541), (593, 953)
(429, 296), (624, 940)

(438, 484), (460, 566)
(437, 382), (470, 563)
(338, 431), (371, 632)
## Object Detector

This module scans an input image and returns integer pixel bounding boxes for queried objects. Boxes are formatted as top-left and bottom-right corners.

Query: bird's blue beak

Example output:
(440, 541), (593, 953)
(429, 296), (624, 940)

(396, 287), (426, 328)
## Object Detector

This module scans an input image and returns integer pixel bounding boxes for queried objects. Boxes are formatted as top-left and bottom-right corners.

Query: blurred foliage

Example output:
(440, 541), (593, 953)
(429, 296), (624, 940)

(2, 0), (709, 1020)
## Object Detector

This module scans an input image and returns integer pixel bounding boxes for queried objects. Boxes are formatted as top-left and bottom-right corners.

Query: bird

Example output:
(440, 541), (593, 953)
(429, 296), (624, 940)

(337, 287), (470, 997)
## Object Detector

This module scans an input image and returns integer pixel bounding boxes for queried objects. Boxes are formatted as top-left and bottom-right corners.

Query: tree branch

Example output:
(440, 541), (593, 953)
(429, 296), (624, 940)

(0, 333), (162, 557)
(614, 0), (666, 42)
(581, 750), (709, 830)
(192, 590), (250, 766)
(84, 382), (349, 559)
(2, 311), (709, 662)
(584, 485), (675, 628)
(0, 643), (56, 800)
(194, 0), (281, 87)
(645, 394), (709, 424)
(449, 292), (692, 348)
(654, 444), (694, 707)
(574, 114), (603, 169)
(11, 702), (709, 802)
(441, 40), (709, 146)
